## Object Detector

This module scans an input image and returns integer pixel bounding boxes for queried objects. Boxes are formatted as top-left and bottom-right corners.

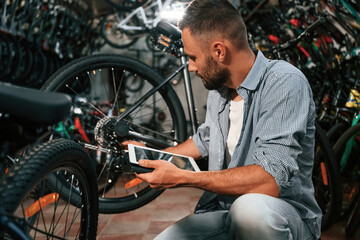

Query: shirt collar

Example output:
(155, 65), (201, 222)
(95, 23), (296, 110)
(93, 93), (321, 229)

(237, 50), (268, 92)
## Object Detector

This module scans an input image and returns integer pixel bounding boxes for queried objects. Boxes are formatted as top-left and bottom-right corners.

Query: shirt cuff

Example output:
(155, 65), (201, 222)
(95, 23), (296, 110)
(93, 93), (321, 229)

(192, 132), (209, 158)
(253, 150), (299, 195)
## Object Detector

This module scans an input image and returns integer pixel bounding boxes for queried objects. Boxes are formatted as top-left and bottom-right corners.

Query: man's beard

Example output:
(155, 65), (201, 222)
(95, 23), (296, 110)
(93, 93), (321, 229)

(198, 56), (231, 90)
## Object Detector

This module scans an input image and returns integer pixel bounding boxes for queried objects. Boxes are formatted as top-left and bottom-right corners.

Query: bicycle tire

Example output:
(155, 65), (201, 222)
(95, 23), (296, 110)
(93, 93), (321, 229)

(326, 122), (349, 146)
(346, 197), (360, 237)
(41, 54), (187, 214)
(11, 38), (34, 85)
(100, 11), (140, 49)
(27, 47), (49, 88)
(0, 34), (15, 80)
(3, 35), (23, 84)
(333, 123), (360, 219)
(313, 123), (342, 230)
(0, 139), (98, 239)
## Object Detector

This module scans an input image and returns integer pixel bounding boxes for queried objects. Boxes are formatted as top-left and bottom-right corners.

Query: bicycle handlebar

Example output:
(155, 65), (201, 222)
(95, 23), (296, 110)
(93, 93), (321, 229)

(155, 21), (182, 40)
(151, 21), (183, 57)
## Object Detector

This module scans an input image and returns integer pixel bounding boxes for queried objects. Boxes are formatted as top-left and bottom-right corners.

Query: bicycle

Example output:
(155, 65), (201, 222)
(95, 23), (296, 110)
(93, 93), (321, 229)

(41, 44), (187, 214)
(332, 117), (360, 214)
(41, 18), (340, 233)
(100, 0), (190, 49)
(316, 79), (360, 226)
(0, 83), (98, 239)
(332, 121), (360, 237)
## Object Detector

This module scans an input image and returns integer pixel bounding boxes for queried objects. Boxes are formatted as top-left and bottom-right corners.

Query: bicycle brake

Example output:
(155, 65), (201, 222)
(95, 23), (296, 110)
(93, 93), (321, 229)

(94, 117), (120, 149)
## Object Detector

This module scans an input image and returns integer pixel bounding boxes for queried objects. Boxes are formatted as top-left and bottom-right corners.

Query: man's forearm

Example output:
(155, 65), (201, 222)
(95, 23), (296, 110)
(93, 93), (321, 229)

(160, 139), (279, 197)
(179, 164), (280, 197)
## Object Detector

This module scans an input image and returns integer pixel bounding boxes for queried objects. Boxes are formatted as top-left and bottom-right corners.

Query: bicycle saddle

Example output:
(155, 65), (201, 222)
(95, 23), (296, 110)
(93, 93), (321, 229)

(0, 83), (71, 124)
(155, 21), (182, 41)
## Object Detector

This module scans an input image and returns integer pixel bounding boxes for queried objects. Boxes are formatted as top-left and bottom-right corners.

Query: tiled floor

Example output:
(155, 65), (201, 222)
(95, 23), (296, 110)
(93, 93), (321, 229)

(96, 187), (358, 240)
(97, 188), (203, 240)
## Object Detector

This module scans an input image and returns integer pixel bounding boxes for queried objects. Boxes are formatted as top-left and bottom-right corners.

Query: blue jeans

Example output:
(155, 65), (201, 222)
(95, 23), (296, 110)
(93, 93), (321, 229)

(154, 193), (315, 240)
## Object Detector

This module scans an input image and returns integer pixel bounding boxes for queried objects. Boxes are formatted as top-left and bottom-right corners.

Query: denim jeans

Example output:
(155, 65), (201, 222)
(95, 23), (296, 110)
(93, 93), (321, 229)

(154, 193), (315, 240)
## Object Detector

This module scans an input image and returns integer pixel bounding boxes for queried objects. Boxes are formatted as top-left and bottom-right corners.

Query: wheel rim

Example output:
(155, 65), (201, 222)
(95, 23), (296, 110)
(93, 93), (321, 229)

(8, 164), (91, 239)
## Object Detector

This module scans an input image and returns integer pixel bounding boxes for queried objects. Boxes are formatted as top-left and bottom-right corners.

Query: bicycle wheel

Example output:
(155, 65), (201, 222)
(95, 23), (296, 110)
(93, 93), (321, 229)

(100, 11), (140, 49)
(333, 123), (360, 219)
(41, 54), (187, 213)
(312, 123), (342, 230)
(0, 139), (98, 239)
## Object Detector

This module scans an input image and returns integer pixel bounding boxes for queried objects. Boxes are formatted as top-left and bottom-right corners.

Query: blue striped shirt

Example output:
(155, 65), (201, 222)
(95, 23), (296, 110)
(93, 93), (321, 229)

(192, 51), (322, 238)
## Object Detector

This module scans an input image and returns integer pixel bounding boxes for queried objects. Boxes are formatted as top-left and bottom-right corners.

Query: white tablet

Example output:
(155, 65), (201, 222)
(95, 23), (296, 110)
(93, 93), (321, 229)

(128, 144), (201, 173)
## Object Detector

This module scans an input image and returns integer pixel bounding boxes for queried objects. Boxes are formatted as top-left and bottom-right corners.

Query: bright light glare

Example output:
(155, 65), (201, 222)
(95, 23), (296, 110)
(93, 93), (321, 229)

(160, 2), (187, 22)
(160, 10), (185, 22)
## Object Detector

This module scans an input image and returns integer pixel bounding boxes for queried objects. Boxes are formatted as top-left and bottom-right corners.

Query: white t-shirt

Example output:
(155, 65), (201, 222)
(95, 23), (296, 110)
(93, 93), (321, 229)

(225, 99), (244, 165)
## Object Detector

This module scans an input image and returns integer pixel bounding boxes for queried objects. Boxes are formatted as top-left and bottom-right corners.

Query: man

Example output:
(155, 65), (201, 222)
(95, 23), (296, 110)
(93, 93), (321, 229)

(127, 0), (322, 239)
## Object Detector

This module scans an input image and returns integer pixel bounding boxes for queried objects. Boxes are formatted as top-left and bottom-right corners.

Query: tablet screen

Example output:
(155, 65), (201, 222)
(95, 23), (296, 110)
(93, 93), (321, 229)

(128, 144), (201, 172)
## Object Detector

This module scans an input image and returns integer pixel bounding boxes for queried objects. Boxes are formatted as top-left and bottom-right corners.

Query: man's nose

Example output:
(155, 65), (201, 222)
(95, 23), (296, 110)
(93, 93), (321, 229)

(188, 61), (197, 72)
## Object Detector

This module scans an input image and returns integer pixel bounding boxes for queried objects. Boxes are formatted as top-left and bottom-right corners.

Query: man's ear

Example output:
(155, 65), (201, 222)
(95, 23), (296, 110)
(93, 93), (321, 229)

(212, 42), (226, 62)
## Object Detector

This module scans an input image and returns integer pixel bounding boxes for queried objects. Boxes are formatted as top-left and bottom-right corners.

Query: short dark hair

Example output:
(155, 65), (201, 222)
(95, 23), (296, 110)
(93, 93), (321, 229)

(178, 0), (248, 49)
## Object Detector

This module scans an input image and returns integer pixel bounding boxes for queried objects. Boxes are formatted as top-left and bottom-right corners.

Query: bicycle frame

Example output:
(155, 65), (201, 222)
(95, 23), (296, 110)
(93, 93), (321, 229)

(179, 48), (199, 135)
(118, 51), (199, 137)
